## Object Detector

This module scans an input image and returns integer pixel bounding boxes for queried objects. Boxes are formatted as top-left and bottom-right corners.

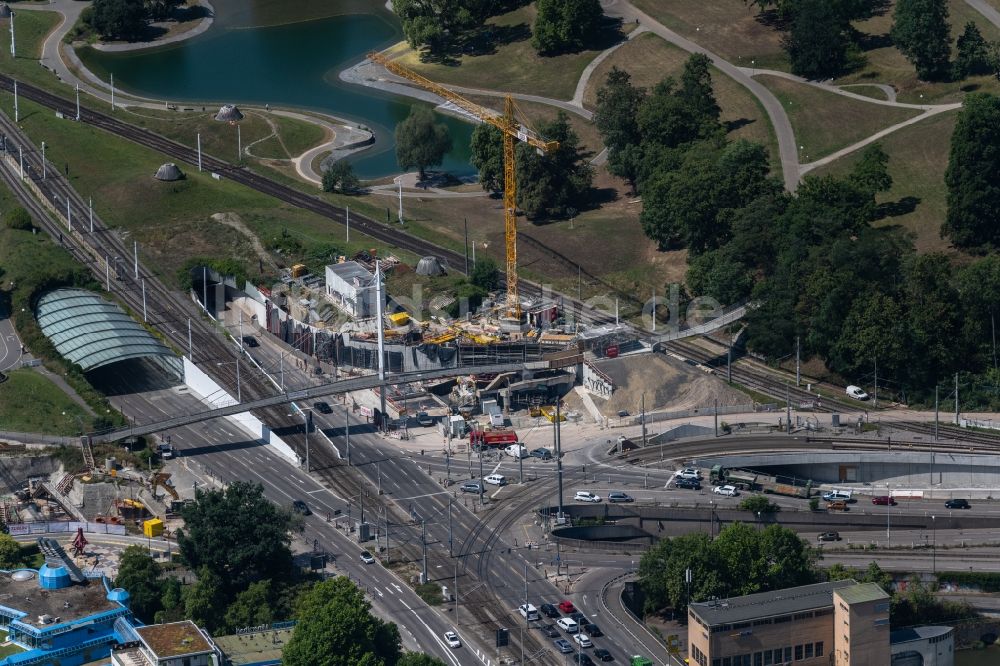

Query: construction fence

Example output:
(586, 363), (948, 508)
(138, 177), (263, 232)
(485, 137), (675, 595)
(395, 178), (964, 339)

(8, 521), (127, 536)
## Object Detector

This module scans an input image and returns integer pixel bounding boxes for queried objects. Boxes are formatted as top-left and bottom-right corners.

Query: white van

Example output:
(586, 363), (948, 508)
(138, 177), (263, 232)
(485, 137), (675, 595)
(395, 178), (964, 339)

(822, 490), (853, 502)
(485, 474), (507, 486)
(519, 603), (539, 621)
(505, 444), (527, 459)
(556, 617), (579, 633)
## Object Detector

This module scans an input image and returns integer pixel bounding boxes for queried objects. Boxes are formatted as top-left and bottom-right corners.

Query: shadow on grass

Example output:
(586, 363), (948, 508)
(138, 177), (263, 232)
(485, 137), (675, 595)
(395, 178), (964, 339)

(876, 196), (920, 219)
(725, 117), (756, 133)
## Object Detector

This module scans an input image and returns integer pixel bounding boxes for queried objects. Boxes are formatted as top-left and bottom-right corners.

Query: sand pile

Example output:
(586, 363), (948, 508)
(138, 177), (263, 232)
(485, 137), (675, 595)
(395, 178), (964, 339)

(591, 352), (747, 415)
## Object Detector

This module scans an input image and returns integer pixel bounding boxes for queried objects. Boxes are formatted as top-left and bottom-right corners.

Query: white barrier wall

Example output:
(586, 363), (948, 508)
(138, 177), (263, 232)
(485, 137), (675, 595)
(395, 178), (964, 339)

(183, 357), (300, 465)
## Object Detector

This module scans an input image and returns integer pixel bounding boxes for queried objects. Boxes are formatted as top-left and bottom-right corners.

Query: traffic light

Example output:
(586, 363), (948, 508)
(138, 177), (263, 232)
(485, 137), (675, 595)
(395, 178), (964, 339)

(495, 628), (509, 648)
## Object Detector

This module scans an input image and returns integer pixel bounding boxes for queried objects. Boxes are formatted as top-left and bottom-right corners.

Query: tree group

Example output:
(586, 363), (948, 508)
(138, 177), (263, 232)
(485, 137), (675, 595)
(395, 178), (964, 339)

(532, 0), (605, 55)
(85, 0), (183, 41)
(395, 107), (453, 181)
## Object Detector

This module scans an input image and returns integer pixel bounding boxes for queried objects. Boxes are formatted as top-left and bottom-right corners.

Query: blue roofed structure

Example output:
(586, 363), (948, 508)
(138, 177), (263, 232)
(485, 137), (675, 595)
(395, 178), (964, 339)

(35, 289), (178, 373)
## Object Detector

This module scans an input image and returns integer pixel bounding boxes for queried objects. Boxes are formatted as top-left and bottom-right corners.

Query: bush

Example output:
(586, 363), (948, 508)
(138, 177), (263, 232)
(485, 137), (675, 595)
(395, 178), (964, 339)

(4, 207), (32, 231)
(809, 497), (820, 511)
(414, 582), (442, 606)
(739, 494), (780, 513)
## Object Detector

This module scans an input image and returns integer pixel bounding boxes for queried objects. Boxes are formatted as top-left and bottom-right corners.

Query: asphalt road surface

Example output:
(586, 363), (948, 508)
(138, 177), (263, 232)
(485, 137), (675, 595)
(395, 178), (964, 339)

(0, 303), (24, 372)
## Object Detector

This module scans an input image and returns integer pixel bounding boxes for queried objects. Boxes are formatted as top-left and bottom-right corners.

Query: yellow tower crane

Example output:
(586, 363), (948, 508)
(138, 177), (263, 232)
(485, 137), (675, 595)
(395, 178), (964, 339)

(367, 51), (559, 320)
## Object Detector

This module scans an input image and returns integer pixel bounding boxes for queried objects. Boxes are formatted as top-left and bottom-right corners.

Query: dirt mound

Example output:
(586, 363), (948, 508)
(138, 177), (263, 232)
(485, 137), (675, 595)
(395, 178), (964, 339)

(592, 352), (747, 415)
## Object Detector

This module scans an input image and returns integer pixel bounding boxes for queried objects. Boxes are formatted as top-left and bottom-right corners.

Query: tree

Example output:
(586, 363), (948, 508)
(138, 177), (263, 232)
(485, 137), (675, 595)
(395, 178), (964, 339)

(469, 123), (504, 194)
(392, 0), (487, 54)
(830, 291), (909, 379)
(224, 580), (276, 632)
(594, 67), (646, 192)
(144, 0), (182, 21)
(679, 54), (721, 127)
(944, 93), (1000, 248)
(4, 207), (32, 231)
(892, 0), (951, 80)
(88, 0), (148, 41)
(114, 546), (164, 622)
(176, 481), (293, 599)
(739, 494), (780, 513)
(470, 256), (500, 291)
(685, 248), (754, 305)
(322, 160), (360, 194)
(0, 533), (22, 569)
(954, 22), (991, 78)
(532, 0), (604, 55)
(514, 112), (593, 218)
(283, 577), (402, 666)
(785, 0), (850, 78)
(849, 143), (892, 198)
(397, 655), (447, 666)
(183, 568), (228, 633)
(395, 107), (452, 180)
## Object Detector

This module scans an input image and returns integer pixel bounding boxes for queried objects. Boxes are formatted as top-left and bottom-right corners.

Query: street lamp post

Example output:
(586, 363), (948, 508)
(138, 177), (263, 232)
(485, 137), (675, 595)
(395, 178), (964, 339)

(931, 515), (937, 574)
(886, 484), (891, 546)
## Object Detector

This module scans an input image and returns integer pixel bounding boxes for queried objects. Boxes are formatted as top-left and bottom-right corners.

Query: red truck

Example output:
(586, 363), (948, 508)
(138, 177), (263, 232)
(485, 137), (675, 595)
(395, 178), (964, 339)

(469, 427), (519, 451)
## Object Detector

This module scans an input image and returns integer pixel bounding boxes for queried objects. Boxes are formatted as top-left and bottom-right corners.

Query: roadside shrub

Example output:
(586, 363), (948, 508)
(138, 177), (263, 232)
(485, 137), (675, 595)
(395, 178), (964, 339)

(4, 207), (32, 230)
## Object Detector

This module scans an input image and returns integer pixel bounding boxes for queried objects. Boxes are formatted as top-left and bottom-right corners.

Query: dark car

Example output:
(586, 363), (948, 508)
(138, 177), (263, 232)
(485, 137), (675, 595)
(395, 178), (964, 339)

(416, 411), (435, 427)
(540, 603), (560, 618)
(292, 499), (311, 516)
(593, 648), (614, 662)
(872, 495), (897, 506)
(313, 401), (333, 414)
(583, 623), (603, 637)
(538, 624), (560, 638)
(530, 448), (553, 460)
(241, 335), (259, 348)
(676, 478), (702, 490)
(945, 499), (971, 509)
(817, 532), (841, 542)
(460, 481), (484, 494)
(573, 655), (595, 666)
(569, 612), (590, 625)
(608, 492), (634, 503)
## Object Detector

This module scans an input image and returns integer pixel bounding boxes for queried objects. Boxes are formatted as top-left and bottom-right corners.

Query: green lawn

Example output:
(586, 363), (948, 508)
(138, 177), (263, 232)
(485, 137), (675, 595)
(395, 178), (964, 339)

(631, 0), (789, 71)
(392, 4), (623, 100)
(758, 74), (921, 160)
(0, 369), (92, 435)
(812, 110), (959, 255)
(0, 10), (63, 89)
(0, 643), (25, 659)
(583, 32), (779, 172)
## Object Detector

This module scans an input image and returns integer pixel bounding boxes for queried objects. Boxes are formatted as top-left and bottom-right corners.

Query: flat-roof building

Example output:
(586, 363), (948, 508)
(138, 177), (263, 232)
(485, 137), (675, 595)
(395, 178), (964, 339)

(325, 261), (379, 319)
(112, 620), (218, 666)
(688, 580), (891, 666)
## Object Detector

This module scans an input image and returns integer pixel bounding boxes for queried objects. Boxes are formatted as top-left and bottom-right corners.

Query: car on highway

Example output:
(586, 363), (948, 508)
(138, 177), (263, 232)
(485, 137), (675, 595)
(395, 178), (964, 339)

(593, 648), (614, 661)
(538, 624), (560, 638)
(485, 474), (508, 486)
(460, 481), (485, 494)
(574, 491), (602, 503)
(569, 612), (590, 625)
(608, 491), (634, 503)
(677, 468), (701, 480)
(675, 478), (702, 490)
(558, 600), (576, 613)
(360, 551), (375, 564)
(540, 603), (560, 618)
(872, 495), (897, 506)
(312, 401), (332, 414)
(573, 633), (593, 648)
(241, 335), (259, 348)
(713, 485), (739, 497)
(827, 501), (849, 512)
(817, 531), (841, 542)
(291, 499), (311, 516)
(554, 639), (574, 654)
(416, 411), (435, 427)
(443, 630), (461, 648)
(519, 603), (540, 621)
(946, 499), (971, 509)
(583, 623), (602, 637)
(846, 385), (869, 400)
(573, 654), (595, 666)
(556, 618), (579, 633)
(530, 447), (553, 460)
(822, 490), (853, 502)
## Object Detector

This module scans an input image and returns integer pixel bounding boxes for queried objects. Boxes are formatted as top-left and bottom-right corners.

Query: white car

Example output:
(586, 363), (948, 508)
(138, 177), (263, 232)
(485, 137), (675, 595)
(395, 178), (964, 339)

(677, 468), (701, 480)
(573, 633), (593, 648)
(485, 474), (507, 486)
(444, 631), (461, 648)
(846, 385), (869, 401)
(574, 491), (602, 503)
(713, 485), (739, 497)
(360, 551), (375, 564)
(556, 617), (579, 633)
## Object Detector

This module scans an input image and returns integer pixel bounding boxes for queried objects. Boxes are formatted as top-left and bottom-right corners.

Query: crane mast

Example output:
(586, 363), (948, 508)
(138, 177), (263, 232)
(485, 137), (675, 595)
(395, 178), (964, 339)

(367, 51), (558, 320)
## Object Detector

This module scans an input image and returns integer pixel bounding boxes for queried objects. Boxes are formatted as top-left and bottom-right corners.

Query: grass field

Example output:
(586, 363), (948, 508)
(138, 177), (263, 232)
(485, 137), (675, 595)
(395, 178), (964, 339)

(0, 10), (63, 89)
(582, 32), (779, 171)
(460, 93), (602, 156)
(390, 4), (624, 100)
(812, 110), (958, 254)
(758, 74), (921, 160)
(631, 0), (789, 71)
(0, 93), (393, 288)
(0, 370), (92, 435)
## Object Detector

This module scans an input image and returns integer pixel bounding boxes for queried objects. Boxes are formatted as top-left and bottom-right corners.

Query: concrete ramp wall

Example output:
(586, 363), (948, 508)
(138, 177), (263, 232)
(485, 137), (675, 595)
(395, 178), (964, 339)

(182, 357), (300, 465)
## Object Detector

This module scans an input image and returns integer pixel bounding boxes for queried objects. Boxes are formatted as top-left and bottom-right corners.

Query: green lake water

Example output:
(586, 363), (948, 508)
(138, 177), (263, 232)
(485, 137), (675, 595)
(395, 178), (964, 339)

(956, 645), (1000, 665)
(77, 9), (475, 179)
